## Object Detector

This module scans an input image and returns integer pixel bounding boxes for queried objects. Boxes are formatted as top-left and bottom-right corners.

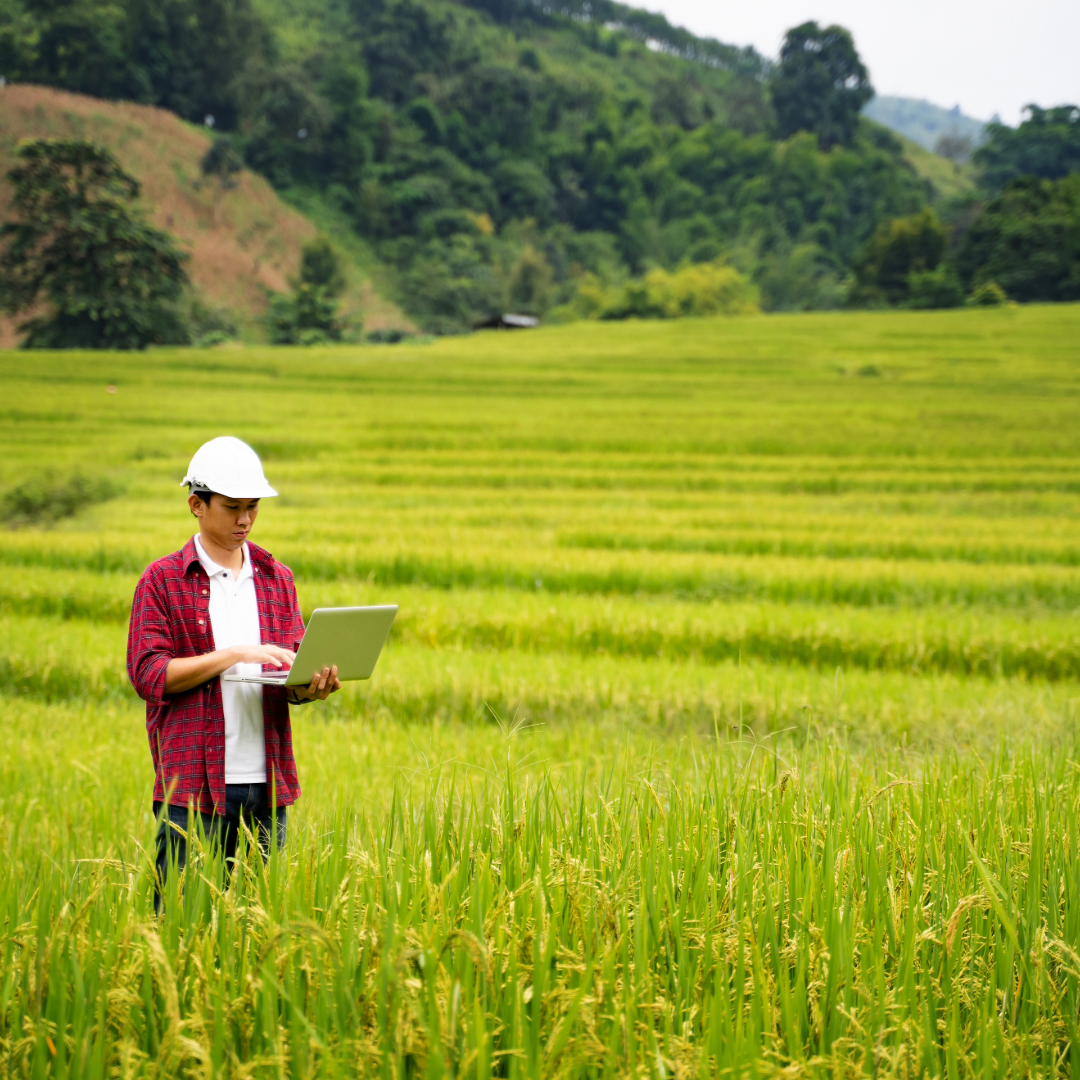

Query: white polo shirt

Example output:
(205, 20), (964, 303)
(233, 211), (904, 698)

(194, 534), (267, 784)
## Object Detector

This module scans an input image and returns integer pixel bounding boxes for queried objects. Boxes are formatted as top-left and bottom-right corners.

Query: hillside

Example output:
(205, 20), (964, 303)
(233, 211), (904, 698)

(0, 85), (409, 346)
(2, 0), (937, 326)
(895, 132), (976, 202)
(864, 95), (987, 153)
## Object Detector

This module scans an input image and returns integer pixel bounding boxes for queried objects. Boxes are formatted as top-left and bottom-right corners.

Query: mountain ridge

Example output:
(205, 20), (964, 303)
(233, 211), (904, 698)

(864, 95), (988, 153)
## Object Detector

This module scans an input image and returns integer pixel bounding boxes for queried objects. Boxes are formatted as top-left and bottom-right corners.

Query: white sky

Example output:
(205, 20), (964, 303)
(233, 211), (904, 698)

(639, 0), (1080, 126)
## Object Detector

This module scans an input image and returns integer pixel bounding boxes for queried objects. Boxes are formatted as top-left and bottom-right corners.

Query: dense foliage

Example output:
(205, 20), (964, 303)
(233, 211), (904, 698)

(849, 105), (1080, 308)
(13, 0), (1076, 324)
(0, 0), (269, 129)
(0, 139), (189, 348)
(974, 105), (1080, 193)
(3, 0), (933, 330)
(851, 208), (949, 307)
(957, 175), (1080, 302)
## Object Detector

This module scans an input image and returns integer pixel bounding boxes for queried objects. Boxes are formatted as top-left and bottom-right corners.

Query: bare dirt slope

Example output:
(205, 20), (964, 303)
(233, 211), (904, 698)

(0, 85), (406, 344)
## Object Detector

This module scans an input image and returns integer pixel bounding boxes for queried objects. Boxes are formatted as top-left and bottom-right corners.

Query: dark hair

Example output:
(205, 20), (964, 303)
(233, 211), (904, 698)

(189, 487), (217, 504)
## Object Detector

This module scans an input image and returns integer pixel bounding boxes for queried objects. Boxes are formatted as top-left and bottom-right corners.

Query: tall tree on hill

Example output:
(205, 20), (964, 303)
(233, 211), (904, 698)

(771, 22), (873, 149)
(0, 139), (189, 349)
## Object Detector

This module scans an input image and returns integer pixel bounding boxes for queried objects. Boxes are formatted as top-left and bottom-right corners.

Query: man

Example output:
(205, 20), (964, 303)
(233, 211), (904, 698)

(126, 436), (341, 897)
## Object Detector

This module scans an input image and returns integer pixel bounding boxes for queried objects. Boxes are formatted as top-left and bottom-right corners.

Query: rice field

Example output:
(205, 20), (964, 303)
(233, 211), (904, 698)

(3, 305), (1080, 1077)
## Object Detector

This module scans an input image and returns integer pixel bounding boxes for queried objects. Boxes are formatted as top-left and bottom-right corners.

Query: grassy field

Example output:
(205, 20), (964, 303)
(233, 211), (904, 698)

(3, 305), (1080, 1077)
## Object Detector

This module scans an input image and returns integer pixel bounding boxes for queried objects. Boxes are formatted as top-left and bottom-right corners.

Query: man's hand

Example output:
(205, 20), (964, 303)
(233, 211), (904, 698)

(231, 644), (296, 669)
(164, 644), (296, 695)
(287, 665), (341, 704)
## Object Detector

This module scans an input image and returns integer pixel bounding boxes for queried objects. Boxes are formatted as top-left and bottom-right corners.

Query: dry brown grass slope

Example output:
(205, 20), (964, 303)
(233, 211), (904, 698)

(0, 85), (408, 345)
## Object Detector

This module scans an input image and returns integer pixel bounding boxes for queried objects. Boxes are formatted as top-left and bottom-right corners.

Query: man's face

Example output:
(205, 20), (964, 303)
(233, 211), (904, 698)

(189, 494), (260, 550)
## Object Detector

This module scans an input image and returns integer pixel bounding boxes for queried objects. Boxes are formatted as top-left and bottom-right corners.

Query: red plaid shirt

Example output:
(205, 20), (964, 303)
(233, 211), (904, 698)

(127, 537), (306, 815)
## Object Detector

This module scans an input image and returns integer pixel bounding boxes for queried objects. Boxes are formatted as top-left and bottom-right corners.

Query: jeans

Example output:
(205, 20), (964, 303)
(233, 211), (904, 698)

(153, 783), (286, 908)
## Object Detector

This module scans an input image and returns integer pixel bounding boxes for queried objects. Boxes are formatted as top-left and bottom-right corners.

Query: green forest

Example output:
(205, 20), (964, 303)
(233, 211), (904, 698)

(1, 0), (1079, 337)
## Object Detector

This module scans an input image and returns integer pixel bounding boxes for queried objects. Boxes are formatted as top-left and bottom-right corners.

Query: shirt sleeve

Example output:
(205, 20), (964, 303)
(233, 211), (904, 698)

(286, 571), (306, 652)
(127, 567), (175, 704)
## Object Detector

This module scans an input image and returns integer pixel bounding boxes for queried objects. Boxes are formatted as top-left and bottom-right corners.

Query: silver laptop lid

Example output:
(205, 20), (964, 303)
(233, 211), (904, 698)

(284, 605), (398, 685)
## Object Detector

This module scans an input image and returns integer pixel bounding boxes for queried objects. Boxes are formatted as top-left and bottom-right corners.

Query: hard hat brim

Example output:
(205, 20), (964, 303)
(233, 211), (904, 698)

(180, 475), (278, 498)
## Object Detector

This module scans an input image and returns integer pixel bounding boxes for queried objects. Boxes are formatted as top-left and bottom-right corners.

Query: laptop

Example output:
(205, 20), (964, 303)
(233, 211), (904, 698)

(223, 605), (398, 686)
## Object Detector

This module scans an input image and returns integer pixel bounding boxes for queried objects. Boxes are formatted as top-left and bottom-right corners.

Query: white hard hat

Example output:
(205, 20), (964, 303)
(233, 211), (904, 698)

(180, 437), (278, 499)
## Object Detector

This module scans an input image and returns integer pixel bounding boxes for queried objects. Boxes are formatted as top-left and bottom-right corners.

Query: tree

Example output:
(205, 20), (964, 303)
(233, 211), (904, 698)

(0, 139), (189, 349)
(975, 105), (1080, 193)
(268, 235), (350, 343)
(299, 235), (346, 297)
(956, 175), (1080, 302)
(851, 208), (949, 306)
(268, 283), (347, 345)
(771, 22), (873, 149)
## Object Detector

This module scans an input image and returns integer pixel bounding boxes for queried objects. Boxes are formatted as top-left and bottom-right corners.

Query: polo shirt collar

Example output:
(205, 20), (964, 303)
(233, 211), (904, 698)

(179, 536), (274, 576)
(193, 533), (252, 584)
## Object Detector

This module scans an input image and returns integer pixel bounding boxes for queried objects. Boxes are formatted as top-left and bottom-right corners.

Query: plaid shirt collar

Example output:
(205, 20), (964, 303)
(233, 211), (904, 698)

(179, 535), (277, 576)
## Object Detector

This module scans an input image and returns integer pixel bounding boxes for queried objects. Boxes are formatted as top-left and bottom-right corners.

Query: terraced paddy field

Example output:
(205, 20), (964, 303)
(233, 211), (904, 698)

(3, 305), (1080, 1077)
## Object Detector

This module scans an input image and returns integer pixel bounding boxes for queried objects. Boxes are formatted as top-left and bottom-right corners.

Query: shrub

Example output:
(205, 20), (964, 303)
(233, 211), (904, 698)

(546, 273), (612, 323)
(1, 471), (121, 527)
(968, 281), (1008, 307)
(907, 265), (964, 309)
(550, 262), (759, 323)
(609, 262), (760, 319)
(602, 261), (759, 320)
(367, 328), (415, 344)
(185, 294), (238, 347)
